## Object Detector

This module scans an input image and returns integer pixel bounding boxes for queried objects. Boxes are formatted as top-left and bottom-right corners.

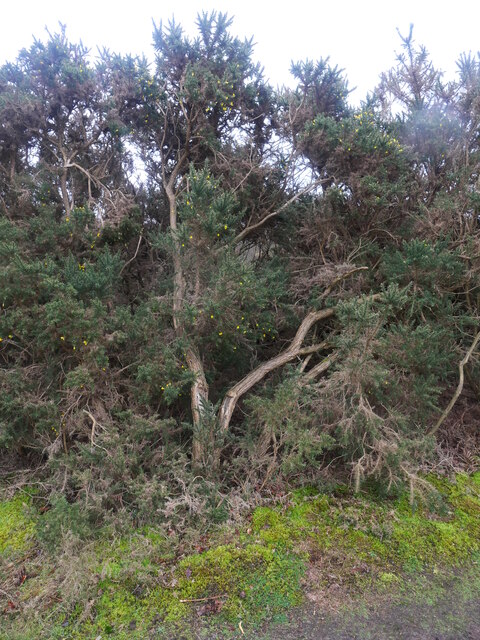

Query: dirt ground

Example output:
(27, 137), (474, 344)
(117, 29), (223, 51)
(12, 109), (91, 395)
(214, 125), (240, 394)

(256, 570), (480, 640)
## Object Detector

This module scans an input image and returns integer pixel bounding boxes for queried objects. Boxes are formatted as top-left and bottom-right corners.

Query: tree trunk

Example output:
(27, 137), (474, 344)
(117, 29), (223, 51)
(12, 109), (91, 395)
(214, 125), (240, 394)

(9, 149), (16, 181)
(60, 168), (71, 217)
(164, 169), (211, 467)
(186, 347), (210, 466)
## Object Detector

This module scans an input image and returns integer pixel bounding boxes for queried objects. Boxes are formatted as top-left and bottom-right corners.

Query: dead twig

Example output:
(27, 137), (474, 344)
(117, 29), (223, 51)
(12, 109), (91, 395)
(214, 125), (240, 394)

(320, 266), (369, 300)
(179, 594), (227, 603)
(83, 409), (109, 455)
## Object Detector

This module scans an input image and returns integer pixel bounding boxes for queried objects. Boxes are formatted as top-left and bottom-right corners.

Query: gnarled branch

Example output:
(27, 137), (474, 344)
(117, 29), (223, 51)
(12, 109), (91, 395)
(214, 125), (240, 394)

(218, 310), (334, 433)
(429, 330), (480, 436)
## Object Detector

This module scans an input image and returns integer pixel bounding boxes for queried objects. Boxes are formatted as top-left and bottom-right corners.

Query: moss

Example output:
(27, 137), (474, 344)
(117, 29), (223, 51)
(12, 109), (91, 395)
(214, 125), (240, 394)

(171, 542), (304, 623)
(3, 473), (480, 638)
(66, 539), (304, 638)
(60, 522), (304, 637)
(385, 472), (480, 571)
(251, 506), (301, 547)
(0, 494), (36, 556)
(250, 495), (328, 548)
(244, 473), (479, 586)
(378, 571), (400, 585)
(242, 473), (479, 595)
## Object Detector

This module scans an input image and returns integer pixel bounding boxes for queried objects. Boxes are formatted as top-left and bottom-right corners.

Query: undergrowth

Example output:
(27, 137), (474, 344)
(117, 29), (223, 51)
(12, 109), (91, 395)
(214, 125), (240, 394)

(1, 472), (479, 639)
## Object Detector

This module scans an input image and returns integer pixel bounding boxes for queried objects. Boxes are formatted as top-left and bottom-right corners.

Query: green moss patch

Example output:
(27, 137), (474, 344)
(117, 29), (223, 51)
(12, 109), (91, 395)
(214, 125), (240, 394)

(72, 539), (303, 638)
(0, 494), (36, 557)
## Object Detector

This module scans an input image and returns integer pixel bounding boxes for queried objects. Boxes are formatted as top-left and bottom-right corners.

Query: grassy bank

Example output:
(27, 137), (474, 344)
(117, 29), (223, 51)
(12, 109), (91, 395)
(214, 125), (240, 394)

(1, 472), (479, 639)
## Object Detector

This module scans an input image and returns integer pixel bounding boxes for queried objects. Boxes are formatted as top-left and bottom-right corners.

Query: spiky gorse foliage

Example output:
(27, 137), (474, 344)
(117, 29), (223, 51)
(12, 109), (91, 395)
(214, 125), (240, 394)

(0, 14), (479, 523)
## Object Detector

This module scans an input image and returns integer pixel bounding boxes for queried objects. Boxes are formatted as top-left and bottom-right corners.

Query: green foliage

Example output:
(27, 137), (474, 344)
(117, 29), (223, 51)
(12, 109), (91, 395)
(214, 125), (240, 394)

(245, 374), (336, 479)
(1, 19), (480, 640)
(62, 249), (122, 300)
(0, 13), (479, 533)
(383, 239), (465, 297)
(36, 496), (93, 552)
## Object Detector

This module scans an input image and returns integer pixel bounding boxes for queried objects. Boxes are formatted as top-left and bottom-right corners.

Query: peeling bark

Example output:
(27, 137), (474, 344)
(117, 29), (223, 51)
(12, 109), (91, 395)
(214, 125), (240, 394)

(186, 346), (210, 465)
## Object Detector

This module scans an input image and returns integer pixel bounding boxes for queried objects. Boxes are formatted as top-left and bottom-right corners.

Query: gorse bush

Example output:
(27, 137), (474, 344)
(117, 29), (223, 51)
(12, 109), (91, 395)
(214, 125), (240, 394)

(0, 15), (479, 531)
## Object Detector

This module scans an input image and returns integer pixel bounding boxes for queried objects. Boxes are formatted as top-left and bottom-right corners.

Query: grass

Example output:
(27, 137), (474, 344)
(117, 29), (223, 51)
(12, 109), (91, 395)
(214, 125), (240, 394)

(1, 472), (479, 639)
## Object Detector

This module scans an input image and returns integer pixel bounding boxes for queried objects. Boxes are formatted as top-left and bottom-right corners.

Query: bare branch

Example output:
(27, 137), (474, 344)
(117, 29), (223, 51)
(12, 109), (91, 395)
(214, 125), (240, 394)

(303, 352), (338, 381)
(298, 341), (330, 356)
(429, 330), (480, 436)
(119, 235), (143, 275)
(233, 177), (328, 244)
(218, 309), (335, 434)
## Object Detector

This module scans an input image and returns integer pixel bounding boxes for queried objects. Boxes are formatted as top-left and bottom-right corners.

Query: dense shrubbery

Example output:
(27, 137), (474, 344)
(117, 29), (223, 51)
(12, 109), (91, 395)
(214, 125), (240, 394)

(0, 16), (479, 529)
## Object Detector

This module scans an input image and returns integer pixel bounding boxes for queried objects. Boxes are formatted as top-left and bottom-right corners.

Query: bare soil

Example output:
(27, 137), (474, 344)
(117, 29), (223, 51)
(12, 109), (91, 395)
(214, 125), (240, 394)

(256, 571), (480, 640)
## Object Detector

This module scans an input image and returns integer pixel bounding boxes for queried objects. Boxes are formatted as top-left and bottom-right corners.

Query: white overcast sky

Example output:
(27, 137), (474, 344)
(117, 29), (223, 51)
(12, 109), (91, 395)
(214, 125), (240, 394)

(1, 1), (479, 103)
